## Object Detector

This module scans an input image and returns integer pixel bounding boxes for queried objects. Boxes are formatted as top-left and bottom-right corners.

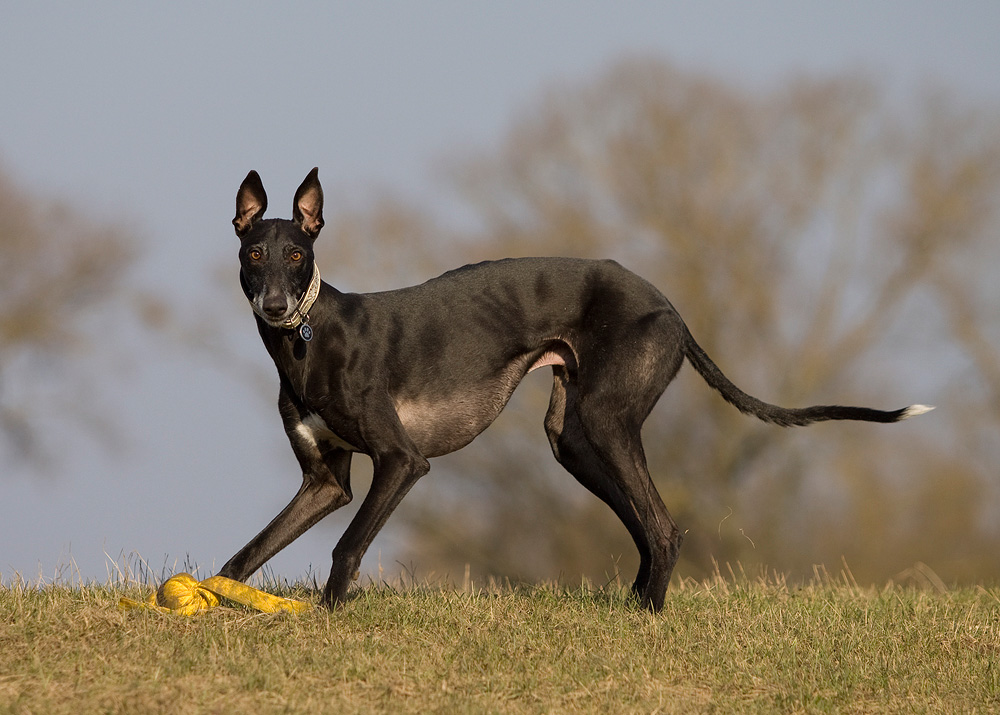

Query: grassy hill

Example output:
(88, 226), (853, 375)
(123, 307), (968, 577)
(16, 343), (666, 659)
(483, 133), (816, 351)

(2, 567), (998, 713)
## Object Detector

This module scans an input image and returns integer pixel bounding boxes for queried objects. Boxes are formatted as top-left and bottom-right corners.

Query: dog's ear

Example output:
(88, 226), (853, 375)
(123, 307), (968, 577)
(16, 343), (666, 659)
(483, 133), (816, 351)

(234, 170), (268, 237)
(292, 167), (324, 239)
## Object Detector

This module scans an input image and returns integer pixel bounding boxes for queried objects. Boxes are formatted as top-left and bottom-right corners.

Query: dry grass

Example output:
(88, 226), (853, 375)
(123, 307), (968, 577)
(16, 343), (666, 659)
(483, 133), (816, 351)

(2, 561), (999, 713)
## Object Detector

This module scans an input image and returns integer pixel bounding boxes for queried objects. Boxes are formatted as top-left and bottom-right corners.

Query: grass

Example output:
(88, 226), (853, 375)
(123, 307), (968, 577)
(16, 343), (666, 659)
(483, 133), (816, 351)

(2, 562), (999, 714)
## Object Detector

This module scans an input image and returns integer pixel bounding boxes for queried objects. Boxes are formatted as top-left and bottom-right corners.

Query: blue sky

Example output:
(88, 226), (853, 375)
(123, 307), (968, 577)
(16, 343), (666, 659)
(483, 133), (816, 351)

(2, 2), (999, 583)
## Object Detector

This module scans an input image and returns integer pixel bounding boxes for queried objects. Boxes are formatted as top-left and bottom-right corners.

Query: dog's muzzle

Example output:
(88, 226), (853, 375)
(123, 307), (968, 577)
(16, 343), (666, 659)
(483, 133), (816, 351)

(249, 262), (321, 332)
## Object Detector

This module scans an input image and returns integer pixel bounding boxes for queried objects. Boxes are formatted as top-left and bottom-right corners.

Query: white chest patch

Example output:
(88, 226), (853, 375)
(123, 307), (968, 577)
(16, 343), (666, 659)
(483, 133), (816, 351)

(295, 413), (359, 452)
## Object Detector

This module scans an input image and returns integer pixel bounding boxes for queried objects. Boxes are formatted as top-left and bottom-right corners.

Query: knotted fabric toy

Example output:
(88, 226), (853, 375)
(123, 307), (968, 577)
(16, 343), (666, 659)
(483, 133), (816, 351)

(118, 573), (313, 615)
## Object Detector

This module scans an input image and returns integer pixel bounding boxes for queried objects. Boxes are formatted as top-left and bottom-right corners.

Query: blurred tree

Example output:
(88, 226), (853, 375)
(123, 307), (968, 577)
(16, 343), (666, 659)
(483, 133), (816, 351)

(0, 166), (159, 466)
(316, 59), (1000, 586)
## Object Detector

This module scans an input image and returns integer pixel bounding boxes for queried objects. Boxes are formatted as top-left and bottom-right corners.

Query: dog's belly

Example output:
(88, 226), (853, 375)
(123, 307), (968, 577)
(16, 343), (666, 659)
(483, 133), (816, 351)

(394, 394), (504, 458)
(394, 346), (571, 457)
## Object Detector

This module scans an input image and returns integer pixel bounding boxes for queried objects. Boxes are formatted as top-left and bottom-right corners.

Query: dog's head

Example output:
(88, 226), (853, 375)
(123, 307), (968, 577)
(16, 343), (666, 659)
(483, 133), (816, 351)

(233, 168), (324, 326)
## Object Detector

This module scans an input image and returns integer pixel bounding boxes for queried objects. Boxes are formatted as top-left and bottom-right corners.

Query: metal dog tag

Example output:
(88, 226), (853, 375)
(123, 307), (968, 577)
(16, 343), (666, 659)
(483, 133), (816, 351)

(299, 323), (313, 342)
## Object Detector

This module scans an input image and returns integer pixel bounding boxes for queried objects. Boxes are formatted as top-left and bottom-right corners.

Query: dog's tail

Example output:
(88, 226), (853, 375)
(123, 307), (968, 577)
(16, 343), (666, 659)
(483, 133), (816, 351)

(681, 326), (933, 427)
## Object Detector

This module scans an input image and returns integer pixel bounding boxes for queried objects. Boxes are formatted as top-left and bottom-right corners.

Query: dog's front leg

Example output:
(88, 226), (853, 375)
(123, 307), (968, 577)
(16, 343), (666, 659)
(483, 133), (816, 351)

(218, 391), (354, 582)
(322, 411), (430, 607)
(217, 450), (352, 581)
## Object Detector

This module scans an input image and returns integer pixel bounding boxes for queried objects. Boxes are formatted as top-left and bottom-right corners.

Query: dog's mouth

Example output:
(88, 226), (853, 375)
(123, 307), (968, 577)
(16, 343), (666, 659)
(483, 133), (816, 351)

(256, 301), (299, 327)
(247, 264), (322, 330)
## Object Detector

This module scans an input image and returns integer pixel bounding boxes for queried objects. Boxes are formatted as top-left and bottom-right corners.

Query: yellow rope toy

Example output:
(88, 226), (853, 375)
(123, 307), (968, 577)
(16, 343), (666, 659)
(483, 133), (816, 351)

(118, 572), (313, 615)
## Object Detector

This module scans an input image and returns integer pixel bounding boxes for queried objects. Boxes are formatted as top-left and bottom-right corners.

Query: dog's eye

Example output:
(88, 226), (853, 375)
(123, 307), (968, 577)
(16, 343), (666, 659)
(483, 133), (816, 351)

(248, 248), (263, 261)
(289, 250), (304, 262)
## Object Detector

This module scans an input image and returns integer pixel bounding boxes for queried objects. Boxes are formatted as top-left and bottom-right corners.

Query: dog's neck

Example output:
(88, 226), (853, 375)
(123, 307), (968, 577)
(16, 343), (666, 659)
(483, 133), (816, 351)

(249, 262), (322, 330)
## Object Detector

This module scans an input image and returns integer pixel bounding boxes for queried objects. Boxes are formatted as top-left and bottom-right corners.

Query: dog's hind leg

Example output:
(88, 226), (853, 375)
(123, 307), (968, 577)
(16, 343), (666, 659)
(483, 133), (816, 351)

(544, 366), (683, 610)
(583, 425), (682, 612)
(545, 368), (653, 594)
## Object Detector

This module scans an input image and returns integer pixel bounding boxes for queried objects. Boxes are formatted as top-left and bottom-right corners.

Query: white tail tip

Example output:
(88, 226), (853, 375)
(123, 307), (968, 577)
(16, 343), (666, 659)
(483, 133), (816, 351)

(901, 404), (935, 419)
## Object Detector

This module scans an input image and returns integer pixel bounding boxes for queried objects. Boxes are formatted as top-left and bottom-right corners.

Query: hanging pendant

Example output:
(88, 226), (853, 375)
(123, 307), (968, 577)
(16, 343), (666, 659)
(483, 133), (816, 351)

(299, 322), (313, 342)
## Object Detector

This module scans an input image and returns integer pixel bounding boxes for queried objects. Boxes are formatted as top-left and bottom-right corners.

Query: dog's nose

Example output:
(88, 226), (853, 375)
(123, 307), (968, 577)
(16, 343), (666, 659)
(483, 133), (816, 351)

(262, 293), (288, 318)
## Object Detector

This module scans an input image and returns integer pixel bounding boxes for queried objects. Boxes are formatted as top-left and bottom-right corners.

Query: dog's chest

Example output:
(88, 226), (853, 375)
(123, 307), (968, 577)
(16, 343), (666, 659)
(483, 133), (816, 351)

(295, 413), (359, 452)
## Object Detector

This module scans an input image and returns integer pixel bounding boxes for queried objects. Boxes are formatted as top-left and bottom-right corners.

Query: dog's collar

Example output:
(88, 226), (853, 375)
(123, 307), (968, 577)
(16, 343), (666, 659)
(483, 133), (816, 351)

(250, 262), (322, 335)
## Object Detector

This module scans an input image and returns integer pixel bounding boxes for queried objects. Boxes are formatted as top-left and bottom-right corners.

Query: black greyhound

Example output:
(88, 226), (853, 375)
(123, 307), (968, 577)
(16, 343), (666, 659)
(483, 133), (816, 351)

(218, 168), (932, 610)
